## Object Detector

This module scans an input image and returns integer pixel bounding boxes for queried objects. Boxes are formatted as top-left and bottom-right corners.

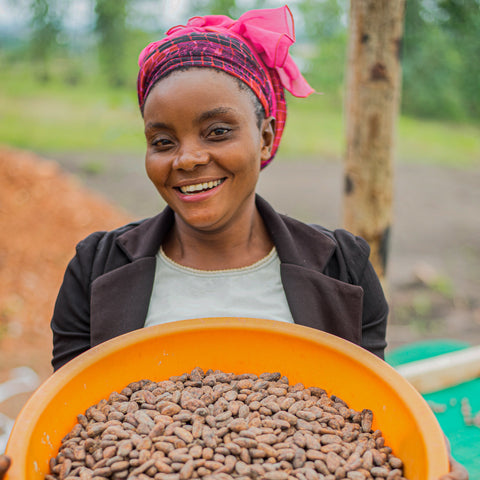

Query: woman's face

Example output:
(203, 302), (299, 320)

(143, 68), (274, 234)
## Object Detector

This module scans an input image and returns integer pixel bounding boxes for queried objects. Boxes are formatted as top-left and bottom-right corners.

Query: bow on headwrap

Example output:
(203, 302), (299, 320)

(137, 5), (314, 168)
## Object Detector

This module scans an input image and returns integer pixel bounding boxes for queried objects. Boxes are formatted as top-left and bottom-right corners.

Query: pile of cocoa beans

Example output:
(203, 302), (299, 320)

(46, 368), (407, 480)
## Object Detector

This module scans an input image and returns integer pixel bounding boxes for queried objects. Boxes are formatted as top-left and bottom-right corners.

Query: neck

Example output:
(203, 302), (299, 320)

(163, 200), (273, 270)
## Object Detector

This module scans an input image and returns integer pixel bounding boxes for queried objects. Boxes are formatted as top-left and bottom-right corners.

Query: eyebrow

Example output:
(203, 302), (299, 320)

(196, 107), (235, 124)
(144, 121), (169, 132)
(144, 107), (236, 132)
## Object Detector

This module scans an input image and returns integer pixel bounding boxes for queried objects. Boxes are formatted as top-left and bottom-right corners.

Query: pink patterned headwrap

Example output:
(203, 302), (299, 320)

(137, 6), (314, 168)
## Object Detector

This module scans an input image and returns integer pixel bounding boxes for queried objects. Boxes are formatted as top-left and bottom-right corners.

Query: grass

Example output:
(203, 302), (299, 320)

(397, 116), (480, 167)
(1, 66), (479, 167)
(279, 94), (345, 160)
(280, 95), (480, 167)
(0, 64), (145, 153)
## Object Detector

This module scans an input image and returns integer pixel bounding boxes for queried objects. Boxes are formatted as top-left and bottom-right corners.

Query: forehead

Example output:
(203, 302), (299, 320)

(152, 69), (242, 100)
(143, 68), (256, 118)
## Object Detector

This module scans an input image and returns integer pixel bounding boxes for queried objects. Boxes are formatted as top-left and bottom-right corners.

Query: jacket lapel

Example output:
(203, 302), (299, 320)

(280, 265), (363, 344)
(90, 258), (156, 346)
(90, 208), (174, 346)
(256, 196), (363, 345)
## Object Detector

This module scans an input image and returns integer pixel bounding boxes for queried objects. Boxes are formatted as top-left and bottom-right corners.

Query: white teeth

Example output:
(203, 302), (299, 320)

(179, 179), (224, 194)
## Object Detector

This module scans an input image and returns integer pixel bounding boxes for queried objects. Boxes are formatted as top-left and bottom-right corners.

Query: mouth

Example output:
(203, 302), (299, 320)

(176, 178), (226, 195)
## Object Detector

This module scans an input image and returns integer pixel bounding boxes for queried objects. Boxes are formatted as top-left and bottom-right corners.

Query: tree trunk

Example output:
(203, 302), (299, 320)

(343, 0), (405, 282)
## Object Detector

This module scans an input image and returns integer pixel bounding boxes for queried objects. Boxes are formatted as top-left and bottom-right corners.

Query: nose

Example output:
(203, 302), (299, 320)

(173, 140), (210, 171)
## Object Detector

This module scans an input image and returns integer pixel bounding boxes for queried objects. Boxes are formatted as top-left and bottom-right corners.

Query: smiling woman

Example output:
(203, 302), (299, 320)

(143, 68), (275, 269)
(50, 7), (392, 369)
(51, 5), (383, 369)
(8, 5), (465, 480)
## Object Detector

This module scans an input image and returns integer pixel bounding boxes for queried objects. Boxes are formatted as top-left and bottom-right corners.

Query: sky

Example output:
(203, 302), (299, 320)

(0, 0), (26, 31)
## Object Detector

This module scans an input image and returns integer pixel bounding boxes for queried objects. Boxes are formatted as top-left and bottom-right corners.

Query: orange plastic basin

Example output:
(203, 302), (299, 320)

(6, 318), (449, 479)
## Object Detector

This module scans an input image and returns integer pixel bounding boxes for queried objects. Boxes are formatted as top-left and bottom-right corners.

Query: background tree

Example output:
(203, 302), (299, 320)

(343, 0), (406, 282)
(438, 0), (480, 118)
(95, 0), (129, 87)
(401, 0), (465, 120)
(29, 0), (61, 82)
(190, 0), (238, 17)
(297, 0), (347, 104)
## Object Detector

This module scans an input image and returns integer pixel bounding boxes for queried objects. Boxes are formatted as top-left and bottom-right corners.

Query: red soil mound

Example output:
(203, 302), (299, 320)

(0, 148), (131, 414)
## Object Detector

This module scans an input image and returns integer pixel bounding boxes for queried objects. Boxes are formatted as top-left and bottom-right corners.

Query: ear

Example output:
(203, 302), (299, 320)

(260, 116), (276, 163)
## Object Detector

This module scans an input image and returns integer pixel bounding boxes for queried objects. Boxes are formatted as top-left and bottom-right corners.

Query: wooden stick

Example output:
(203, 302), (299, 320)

(395, 346), (480, 394)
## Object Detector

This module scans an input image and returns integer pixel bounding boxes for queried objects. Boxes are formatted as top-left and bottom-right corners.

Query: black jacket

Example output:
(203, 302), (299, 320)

(51, 195), (388, 370)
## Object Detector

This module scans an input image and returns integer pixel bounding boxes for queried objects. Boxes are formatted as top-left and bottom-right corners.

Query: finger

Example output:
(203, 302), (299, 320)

(438, 457), (469, 480)
(0, 455), (11, 479)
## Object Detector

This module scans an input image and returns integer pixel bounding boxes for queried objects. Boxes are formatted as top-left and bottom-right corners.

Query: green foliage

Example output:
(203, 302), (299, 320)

(298, 0), (345, 40)
(0, 63), (144, 153)
(296, 0), (347, 103)
(397, 115), (480, 166)
(402, 0), (480, 121)
(2, 0), (480, 124)
(438, 0), (480, 117)
(191, 0), (238, 17)
(95, 0), (129, 87)
(29, 0), (61, 81)
(303, 35), (347, 104)
(296, 0), (480, 122)
(2, 65), (478, 168)
(402, 1), (465, 120)
(279, 94), (344, 159)
(82, 160), (107, 175)
(429, 275), (455, 299)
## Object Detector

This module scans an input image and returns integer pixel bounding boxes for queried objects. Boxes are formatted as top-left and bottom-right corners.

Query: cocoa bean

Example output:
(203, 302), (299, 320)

(361, 409), (374, 433)
(45, 369), (409, 480)
(371, 465), (390, 477)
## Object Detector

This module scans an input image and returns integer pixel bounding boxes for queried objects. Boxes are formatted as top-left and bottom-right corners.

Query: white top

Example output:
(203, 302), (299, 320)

(144, 247), (294, 327)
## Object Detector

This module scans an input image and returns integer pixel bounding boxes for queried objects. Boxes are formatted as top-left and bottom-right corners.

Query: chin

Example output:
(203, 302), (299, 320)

(177, 212), (226, 232)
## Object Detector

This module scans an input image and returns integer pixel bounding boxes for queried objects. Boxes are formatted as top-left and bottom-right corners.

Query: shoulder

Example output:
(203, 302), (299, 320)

(257, 196), (372, 283)
(309, 224), (371, 284)
(318, 226), (370, 268)
(275, 210), (368, 257)
(279, 212), (370, 263)
(281, 215), (371, 284)
(72, 218), (150, 276)
(309, 223), (369, 255)
(75, 219), (145, 255)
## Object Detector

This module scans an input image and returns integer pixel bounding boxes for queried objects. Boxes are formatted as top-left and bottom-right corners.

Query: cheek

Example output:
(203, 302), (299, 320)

(145, 153), (169, 188)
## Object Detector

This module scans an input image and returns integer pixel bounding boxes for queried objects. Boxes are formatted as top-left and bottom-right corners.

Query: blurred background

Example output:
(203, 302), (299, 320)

(0, 0), (479, 463)
(1, 0), (480, 159)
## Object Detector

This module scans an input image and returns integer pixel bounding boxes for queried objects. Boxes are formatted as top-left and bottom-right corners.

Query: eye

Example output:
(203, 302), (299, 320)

(207, 127), (230, 138)
(152, 137), (174, 148)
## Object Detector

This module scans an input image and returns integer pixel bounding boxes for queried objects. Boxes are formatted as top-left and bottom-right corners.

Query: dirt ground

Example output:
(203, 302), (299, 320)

(1, 146), (480, 426)
(0, 148), (132, 423)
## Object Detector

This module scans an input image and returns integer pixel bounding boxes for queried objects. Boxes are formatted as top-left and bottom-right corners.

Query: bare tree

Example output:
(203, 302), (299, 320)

(343, 0), (406, 282)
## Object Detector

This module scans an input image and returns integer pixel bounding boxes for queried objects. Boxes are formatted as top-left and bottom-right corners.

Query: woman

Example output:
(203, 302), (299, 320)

(0, 6), (467, 479)
(51, 6), (389, 371)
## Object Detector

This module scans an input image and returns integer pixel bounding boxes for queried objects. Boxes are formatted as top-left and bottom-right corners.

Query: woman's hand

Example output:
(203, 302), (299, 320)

(0, 455), (10, 479)
(439, 454), (469, 480)
(438, 435), (468, 480)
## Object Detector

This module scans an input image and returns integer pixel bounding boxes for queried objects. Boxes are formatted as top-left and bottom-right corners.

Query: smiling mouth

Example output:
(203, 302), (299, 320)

(177, 178), (226, 195)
